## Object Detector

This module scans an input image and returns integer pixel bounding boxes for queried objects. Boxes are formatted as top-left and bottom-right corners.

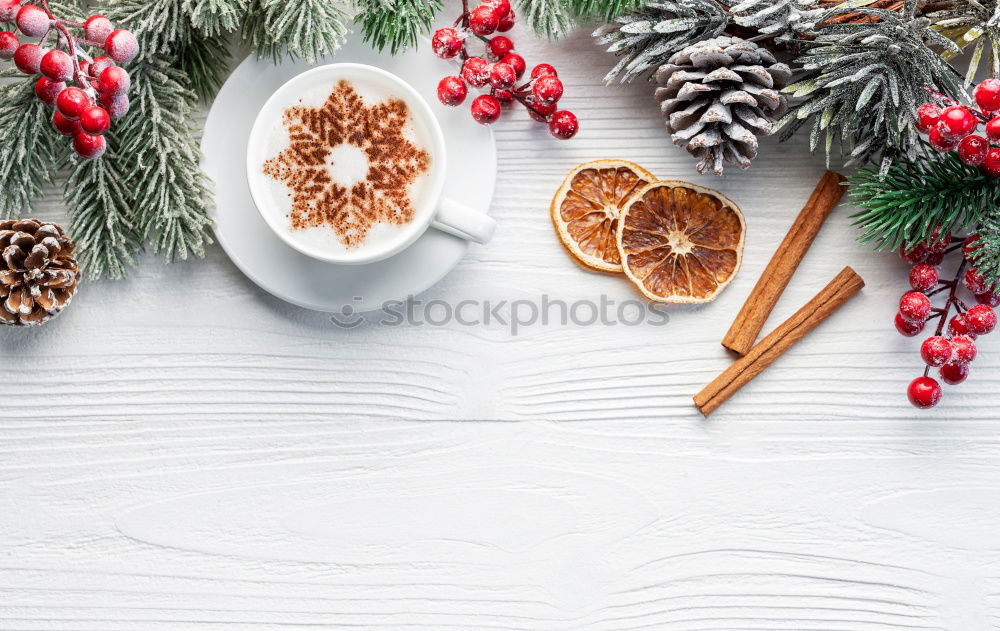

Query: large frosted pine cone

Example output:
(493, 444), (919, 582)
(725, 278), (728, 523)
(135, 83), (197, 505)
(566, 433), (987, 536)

(654, 36), (791, 175)
(0, 219), (79, 327)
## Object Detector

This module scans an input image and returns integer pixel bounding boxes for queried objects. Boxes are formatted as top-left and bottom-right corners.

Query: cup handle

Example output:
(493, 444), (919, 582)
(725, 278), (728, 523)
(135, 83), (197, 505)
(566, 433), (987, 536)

(431, 198), (496, 245)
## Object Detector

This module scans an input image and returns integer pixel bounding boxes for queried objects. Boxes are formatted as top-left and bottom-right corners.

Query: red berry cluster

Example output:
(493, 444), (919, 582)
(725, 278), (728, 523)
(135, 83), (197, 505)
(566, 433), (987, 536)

(431, 0), (578, 140)
(0, 0), (138, 159)
(895, 229), (998, 409)
(915, 79), (1000, 175)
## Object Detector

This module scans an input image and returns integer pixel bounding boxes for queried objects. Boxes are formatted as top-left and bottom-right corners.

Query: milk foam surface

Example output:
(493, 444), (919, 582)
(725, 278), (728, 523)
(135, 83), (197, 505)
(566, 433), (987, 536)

(259, 74), (435, 258)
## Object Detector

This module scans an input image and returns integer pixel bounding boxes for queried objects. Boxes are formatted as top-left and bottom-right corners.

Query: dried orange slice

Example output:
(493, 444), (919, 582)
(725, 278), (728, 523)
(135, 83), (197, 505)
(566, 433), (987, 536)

(617, 180), (745, 303)
(551, 160), (655, 272)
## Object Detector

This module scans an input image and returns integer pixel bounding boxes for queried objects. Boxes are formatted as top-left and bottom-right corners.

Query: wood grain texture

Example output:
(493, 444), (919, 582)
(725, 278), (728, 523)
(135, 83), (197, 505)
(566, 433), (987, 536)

(2, 24), (1000, 631)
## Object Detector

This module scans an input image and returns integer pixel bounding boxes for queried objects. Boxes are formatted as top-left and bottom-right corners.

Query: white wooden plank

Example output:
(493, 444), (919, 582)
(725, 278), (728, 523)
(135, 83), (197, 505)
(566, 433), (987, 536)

(1, 20), (999, 631)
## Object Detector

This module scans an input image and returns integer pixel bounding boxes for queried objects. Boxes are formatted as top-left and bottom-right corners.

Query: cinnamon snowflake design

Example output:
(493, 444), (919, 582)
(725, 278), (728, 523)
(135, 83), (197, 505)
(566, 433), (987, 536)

(262, 80), (432, 248)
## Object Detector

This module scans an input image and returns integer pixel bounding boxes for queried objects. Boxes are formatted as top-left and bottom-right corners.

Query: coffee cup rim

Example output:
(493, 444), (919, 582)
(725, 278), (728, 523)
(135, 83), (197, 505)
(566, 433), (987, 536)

(246, 63), (448, 265)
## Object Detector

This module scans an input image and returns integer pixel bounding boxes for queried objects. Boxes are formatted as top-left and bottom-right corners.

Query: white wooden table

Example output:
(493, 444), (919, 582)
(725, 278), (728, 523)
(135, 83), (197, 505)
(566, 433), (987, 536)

(4, 25), (999, 631)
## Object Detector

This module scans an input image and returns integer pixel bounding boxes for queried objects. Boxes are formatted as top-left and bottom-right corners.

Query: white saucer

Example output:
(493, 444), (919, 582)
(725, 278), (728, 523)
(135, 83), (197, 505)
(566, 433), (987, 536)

(201, 39), (497, 312)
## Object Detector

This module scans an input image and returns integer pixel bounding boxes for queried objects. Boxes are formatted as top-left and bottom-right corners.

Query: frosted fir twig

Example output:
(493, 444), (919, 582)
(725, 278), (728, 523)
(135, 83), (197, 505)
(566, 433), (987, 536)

(183, 0), (250, 36)
(115, 59), (213, 264)
(594, 0), (729, 83)
(242, 0), (349, 64)
(357, 0), (442, 54)
(63, 134), (143, 280)
(0, 81), (62, 219)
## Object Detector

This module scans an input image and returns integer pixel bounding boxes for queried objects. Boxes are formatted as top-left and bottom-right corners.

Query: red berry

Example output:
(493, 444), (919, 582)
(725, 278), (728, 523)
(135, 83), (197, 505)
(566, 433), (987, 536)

(90, 55), (114, 77)
(965, 267), (989, 294)
(532, 75), (563, 105)
(72, 131), (106, 159)
(104, 29), (138, 63)
(79, 105), (110, 135)
(461, 57), (490, 88)
(484, 0), (511, 19)
(895, 312), (925, 337)
(925, 226), (950, 252)
(15, 4), (48, 37)
(84, 15), (113, 43)
(899, 291), (932, 323)
(966, 304), (997, 335)
(907, 376), (942, 409)
(958, 134), (989, 166)
(13, 42), (43, 74)
(500, 52), (525, 78)
(33, 76), (64, 105)
(549, 110), (578, 139)
(983, 148), (1000, 177)
(431, 27), (462, 59)
(915, 103), (941, 133)
(97, 65), (130, 96)
(0, 30), (17, 59)
(928, 124), (959, 152)
(489, 62), (515, 90)
(924, 251), (944, 266)
(921, 335), (953, 367)
(531, 63), (557, 79)
(0, 0), (20, 22)
(497, 9), (515, 31)
(40, 49), (73, 82)
(939, 362), (969, 385)
(52, 109), (80, 136)
(77, 60), (90, 77)
(988, 117), (1000, 143)
(938, 105), (977, 138)
(948, 313), (974, 338)
(950, 335), (977, 365)
(469, 5), (498, 35)
(470, 94), (501, 124)
(909, 263), (938, 292)
(975, 291), (1000, 307)
(975, 78), (1000, 113)
(436, 76), (467, 107)
(899, 243), (929, 264)
(98, 92), (129, 119)
(528, 100), (557, 122)
(963, 234), (982, 261)
(488, 35), (513, 58)
(56, 86), (90, 120)
(493, 88), (513, 104)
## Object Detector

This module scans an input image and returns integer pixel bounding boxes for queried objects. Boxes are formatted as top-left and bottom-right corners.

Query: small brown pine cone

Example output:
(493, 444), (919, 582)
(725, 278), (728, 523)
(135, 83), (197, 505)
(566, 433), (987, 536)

(654, 36), (791, 175)
(0, 218), (80, 327)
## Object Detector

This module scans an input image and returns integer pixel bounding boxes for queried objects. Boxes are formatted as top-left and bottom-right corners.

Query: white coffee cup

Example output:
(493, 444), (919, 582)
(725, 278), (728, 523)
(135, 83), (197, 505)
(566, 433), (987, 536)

(246, 63), (496, 265)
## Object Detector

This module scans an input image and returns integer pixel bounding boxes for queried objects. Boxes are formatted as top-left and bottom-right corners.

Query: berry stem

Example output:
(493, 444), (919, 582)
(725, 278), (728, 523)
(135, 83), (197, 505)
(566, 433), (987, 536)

(511, 90), (548, 118)
(934, 255), (968, 338)
(69, 35), (105, 49)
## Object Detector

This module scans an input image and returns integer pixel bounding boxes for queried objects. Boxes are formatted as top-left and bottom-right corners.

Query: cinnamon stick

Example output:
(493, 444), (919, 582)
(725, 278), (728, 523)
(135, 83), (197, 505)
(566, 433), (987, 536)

(695, 266), (864, 417)
(722, 170), (847, 355)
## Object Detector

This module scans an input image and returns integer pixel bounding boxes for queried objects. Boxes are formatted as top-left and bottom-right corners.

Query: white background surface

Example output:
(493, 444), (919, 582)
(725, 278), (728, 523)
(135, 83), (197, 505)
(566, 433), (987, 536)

(4, 22), (1000, 631)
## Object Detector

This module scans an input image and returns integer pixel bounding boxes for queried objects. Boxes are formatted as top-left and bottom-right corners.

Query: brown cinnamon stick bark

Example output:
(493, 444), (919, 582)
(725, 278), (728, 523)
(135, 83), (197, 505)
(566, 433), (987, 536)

(695, 266), (864, 417)
(722, 170), (847, 355)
